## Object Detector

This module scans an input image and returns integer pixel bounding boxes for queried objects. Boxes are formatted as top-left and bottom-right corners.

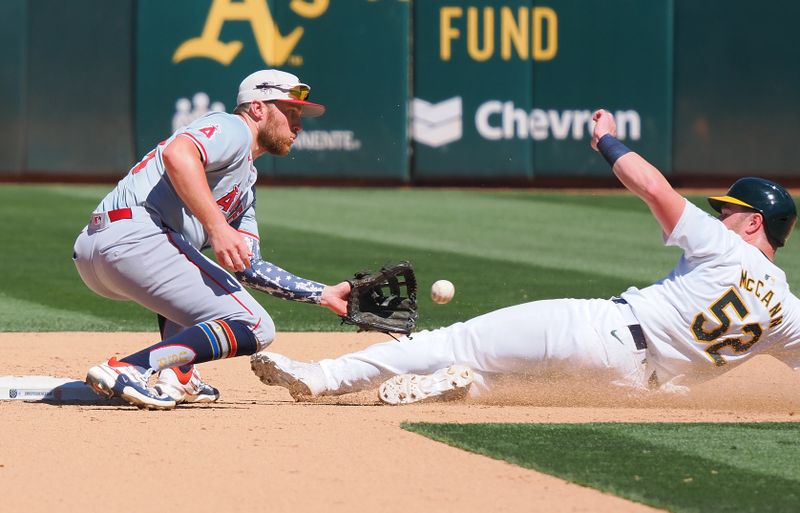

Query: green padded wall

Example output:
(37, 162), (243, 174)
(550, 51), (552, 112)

(673, 0), (800, 176)
(136, 0), (410, 181)
(0, 0), (27, 174)
(412, 1), (673, 180)
(25, 0), (134, 174)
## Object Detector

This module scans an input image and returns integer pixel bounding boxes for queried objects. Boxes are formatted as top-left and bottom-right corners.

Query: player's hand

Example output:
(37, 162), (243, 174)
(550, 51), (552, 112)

(208, 223), (252, 272)
(320, 281), (351, 316)
(591, 109), (617, 151)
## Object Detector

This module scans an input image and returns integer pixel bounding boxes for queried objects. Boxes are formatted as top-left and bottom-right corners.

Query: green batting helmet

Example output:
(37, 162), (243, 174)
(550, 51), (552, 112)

(708, 177), (797, 247)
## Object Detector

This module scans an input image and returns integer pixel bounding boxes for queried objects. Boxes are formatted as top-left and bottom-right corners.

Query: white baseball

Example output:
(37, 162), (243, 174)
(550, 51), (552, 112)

(431, 280), (455, 304)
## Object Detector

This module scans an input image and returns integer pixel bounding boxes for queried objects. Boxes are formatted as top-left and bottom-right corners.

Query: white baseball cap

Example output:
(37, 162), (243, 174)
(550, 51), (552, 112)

(236, 69), (325, 118)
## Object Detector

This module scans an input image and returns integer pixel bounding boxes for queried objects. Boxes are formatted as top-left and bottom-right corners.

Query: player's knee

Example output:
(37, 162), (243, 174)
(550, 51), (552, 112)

(252, 315), (275, 352)
(226, 302), (275, 353)
(221, 315), (274, 357)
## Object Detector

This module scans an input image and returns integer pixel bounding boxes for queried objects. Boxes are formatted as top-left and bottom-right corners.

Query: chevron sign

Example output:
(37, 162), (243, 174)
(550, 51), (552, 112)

(411, 97), (463, 148)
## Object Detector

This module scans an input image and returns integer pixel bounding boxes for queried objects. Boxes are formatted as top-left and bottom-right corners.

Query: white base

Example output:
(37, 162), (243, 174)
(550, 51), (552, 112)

(0, 375), (108, 402)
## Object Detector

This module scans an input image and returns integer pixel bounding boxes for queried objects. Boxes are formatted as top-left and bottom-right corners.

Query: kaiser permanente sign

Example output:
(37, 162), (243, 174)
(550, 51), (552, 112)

(412, 97), (640, 148)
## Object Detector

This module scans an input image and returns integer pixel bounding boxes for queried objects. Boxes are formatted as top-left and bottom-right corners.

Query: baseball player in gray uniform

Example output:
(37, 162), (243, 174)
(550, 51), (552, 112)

(251, 109), (800, 405)
(74, 69), (351, 410)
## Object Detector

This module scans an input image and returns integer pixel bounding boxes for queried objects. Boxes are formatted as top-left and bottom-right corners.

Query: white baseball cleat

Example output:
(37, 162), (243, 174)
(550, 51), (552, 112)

(155, 366), (220, 404)
(250, 352), (325, 401)
(379, 365), (474, 405)
(86, 357), (176, 410)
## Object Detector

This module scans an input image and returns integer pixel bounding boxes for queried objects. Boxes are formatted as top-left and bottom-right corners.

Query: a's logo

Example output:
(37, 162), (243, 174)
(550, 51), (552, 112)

(9, 388), (17, 399)
(411, 97), (463, 148)
(173, 0), (329, 67)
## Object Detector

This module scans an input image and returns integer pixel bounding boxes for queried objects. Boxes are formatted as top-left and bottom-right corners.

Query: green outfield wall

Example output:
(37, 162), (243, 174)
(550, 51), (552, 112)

(0, 0), (26, 175)
(136, 0), (410, 179)
(672, 0), (800, 177)
(413, 1), (672, 179)
(1, 0), (135, 176)
(1, 0), (798, 181)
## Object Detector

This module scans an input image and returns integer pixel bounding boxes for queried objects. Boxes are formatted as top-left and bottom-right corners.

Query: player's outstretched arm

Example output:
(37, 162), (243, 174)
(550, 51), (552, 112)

(591, 109), (685, 237)
(232, 237), (350, 315)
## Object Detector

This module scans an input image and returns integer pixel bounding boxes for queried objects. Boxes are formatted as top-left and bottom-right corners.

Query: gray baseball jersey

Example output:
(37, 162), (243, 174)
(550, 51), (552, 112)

(74, 111), (320, 351)
(96, 111), (259, 249)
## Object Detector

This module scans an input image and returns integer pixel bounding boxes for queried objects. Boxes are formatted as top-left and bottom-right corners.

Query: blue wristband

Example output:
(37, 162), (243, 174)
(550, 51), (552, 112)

(597, 134), (631, 167)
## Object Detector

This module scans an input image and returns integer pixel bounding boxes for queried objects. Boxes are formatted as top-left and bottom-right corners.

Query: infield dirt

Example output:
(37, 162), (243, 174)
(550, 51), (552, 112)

(2, 332), (798, 513)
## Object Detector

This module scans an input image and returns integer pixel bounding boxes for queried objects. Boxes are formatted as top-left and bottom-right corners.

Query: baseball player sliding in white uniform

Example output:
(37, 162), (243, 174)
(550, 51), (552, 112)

(74, 69), (351, 410)
(252, 109), (800, 405)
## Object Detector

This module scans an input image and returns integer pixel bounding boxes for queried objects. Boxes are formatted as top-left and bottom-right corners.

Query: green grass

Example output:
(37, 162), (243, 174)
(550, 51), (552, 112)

(2, 184), (800, 331)
(403, 422), (800, 513)
(5, 185), (800, 513)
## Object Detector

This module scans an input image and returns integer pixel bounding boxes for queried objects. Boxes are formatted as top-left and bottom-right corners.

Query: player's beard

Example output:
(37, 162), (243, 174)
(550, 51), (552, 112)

(259, 110), (294, 156)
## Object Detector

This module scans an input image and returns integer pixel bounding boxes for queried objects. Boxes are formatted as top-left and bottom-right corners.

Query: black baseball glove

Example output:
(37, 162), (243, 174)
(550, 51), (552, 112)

(341, 261), (418, 335)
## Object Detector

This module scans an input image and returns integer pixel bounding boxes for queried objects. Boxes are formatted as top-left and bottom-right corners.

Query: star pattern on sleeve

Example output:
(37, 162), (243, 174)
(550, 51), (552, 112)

(236, 259), (324, 304)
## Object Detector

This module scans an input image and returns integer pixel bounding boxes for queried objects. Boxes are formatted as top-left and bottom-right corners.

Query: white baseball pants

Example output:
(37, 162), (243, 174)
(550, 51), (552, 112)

(72, 207), (275, 348)
(318, 298), (649, 395)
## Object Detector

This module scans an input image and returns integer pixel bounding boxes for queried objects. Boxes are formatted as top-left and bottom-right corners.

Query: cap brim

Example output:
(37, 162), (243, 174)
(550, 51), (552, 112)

(708, 195), (755, 212)
(277, 99), (326, 118)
